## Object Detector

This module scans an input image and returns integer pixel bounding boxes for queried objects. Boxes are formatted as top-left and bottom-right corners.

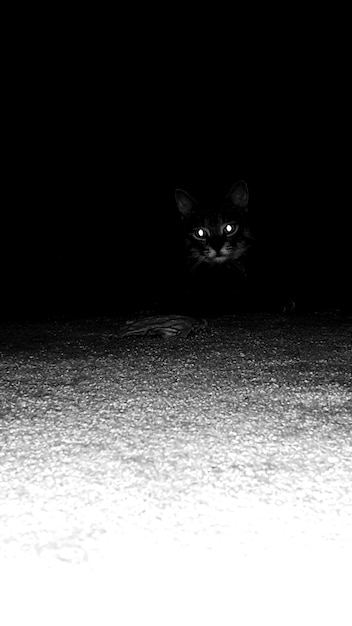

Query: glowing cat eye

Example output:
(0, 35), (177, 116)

(224, 223), (238, 236)
(194, 227), (207, 240)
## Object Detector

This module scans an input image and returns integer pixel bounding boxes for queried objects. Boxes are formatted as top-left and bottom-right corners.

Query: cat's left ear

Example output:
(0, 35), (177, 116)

(175, 189), (198, 218)
(227, 181), (249, 209)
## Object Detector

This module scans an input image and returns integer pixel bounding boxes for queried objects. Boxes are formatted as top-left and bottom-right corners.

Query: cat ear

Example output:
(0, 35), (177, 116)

(175, 190), (198, 217)
(227, 181), (249, 208)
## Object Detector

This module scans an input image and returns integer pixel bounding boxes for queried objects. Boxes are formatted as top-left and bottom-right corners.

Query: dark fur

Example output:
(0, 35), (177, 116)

(175, 181), (256, 314)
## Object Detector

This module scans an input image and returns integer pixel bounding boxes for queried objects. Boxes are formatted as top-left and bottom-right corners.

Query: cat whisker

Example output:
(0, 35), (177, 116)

(187, 257), (204, 275)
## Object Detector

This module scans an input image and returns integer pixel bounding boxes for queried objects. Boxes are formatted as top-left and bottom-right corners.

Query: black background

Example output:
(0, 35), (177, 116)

(2, 16), (350, 320)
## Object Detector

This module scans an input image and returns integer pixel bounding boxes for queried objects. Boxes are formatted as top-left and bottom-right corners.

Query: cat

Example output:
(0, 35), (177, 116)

(174, 179), (297, 315)
(174, 180), (256, 314)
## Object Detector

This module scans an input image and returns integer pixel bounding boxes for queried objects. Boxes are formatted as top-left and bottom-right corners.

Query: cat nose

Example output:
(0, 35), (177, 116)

(211, 237), (224, 253)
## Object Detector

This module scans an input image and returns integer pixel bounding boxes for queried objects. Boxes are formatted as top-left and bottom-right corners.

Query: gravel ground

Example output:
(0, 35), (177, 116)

(0, 313), (351, 625)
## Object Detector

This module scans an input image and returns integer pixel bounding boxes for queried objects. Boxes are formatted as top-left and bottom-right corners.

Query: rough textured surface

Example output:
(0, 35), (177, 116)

(0, 313), (351, 625)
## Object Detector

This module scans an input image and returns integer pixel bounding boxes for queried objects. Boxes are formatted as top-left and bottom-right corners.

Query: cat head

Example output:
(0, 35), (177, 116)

(175, 181), (252, 270)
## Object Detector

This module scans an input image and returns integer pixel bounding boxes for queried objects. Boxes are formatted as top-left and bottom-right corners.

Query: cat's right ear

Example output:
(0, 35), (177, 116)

(175, 190), (197, 218)
(227, 181), (249, 209)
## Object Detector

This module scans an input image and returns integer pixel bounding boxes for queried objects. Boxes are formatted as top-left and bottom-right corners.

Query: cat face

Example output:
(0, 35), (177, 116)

(175, 181), (252, 272)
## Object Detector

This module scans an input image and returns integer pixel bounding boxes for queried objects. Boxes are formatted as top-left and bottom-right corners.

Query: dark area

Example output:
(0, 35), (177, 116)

(2, 33), (350, 322)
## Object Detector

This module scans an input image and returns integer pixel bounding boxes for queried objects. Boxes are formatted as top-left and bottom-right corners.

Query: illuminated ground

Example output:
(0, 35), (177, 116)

(0, 313), (351, 625)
